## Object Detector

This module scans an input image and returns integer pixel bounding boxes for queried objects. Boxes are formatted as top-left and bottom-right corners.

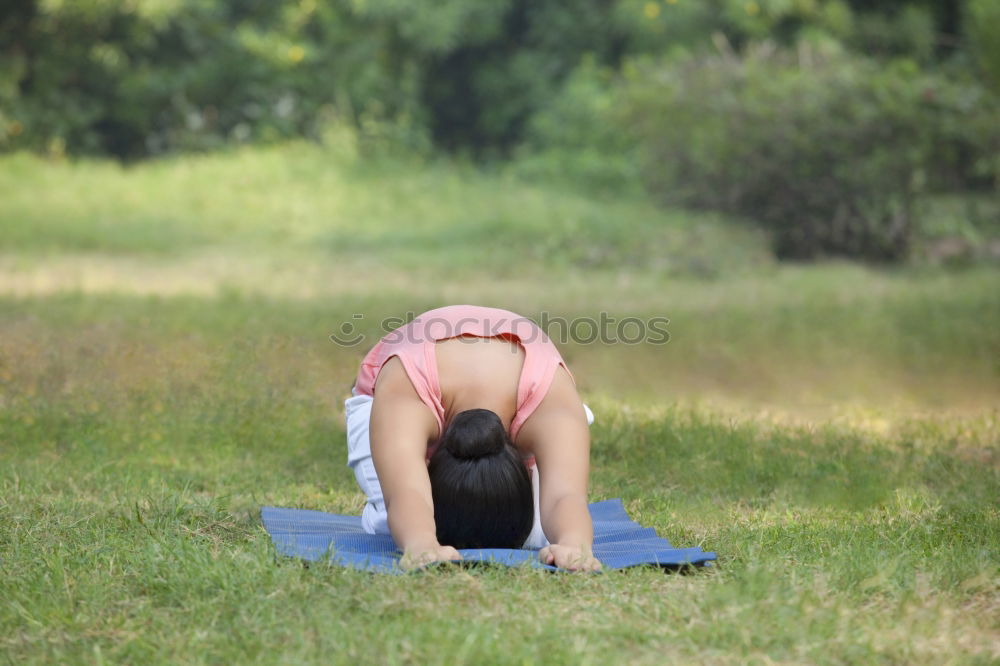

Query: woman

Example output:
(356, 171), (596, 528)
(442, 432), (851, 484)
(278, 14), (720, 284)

(344, 305), (600, 571)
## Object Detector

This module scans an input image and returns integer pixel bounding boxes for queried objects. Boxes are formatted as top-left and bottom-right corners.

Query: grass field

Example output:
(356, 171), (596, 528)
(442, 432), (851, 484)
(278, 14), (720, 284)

(1, 144), (998, 663)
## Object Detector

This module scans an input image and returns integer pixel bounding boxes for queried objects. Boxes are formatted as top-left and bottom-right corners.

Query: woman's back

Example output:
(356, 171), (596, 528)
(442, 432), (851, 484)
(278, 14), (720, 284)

(434, 335), (524, 437)
(355, 305), (574, 448)
(345, 304), (599, 569)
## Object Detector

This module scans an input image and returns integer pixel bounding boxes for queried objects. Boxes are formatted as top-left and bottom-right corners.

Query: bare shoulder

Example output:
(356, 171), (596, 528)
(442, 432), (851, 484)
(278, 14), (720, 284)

(373, 355), (417, 398)
(371, 356), (437, 441)
(516, 366), (591, 504)
(532, 364), (587, 420)
(515, 365), (588, 448)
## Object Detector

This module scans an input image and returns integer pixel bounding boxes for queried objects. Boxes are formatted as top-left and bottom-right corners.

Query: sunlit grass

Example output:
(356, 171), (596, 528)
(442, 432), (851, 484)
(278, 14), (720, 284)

(2, 264), (996, 414)
(1, 307), (997, 662)
(1, 143), (998, 663)
(0, 144), (769, 276)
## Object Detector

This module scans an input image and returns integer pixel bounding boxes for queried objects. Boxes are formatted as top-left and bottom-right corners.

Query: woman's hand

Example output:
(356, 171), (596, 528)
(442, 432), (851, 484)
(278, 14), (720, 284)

(539, 544), (602, 572)
(400, 543), (462, 571)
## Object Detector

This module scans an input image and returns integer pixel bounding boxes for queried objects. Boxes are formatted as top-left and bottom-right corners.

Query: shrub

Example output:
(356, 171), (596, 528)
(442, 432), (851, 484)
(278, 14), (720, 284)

(623, 44), (998, 261)
(0, 0), (630, 159)
(965, 0), (1000, 93)
(510, 58), (643, 195)
(1, 0), (992, 169)
(0, 1), (345, 158)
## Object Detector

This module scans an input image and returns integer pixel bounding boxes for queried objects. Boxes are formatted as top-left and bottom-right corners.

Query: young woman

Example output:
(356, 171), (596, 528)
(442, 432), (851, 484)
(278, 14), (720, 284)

(344, 305), (600, 571)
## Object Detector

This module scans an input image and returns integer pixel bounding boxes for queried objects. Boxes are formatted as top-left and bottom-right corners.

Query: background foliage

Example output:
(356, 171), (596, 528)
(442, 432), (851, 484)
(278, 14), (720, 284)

(1, 0), (996, 260)
(1, 0), (988, 158)
(1, 5), (998, 661)
(622, 46), (998, 259)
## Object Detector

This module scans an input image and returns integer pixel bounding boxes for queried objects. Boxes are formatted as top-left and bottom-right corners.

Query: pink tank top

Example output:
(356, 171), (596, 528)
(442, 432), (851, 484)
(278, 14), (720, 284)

(353, 305), (574, 458)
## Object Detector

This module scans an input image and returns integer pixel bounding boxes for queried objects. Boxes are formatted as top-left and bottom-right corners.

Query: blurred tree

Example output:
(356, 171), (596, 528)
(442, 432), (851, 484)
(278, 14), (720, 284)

(622, 47), (999, 260)
(0, 0), (993, 159)
(420, 0), (628, 154)
(844, 0), (961, 58)
(965, 0), (1000, 91)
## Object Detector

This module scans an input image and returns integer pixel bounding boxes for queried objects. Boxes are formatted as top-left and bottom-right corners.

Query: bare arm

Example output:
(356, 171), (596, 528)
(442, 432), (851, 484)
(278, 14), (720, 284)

(369, 358), (459, 568)
(516, 367), (600, 571)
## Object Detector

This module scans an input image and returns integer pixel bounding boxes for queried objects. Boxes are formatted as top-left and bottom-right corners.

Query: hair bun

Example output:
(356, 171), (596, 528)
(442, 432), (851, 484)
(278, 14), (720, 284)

(442, 409), (509, 460)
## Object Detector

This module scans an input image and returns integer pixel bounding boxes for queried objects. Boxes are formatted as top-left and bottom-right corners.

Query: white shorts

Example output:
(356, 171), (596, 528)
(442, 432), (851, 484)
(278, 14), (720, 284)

(344, 388), (594, 550)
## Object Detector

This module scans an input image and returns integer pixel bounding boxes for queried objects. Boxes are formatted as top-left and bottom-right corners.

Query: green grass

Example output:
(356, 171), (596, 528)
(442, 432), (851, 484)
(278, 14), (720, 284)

(1, 144), (998, 663)
(0, 144), (769, 276)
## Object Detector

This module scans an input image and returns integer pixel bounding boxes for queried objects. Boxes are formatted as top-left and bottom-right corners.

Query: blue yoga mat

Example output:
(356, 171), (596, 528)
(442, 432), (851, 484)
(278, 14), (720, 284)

(261, 499), (716, 573)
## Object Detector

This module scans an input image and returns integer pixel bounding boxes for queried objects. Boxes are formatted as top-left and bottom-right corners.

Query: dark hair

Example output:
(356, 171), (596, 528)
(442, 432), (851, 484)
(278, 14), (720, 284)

(427, 409), (533, 549)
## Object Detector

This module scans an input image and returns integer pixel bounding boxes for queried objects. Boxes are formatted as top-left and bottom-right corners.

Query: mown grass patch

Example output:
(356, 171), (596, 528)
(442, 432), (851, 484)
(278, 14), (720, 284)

(0, 145), (769, 277)
(2, 291), (997, 663)
(3, 388), (997, 663)
(1, 144), (997, 663)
